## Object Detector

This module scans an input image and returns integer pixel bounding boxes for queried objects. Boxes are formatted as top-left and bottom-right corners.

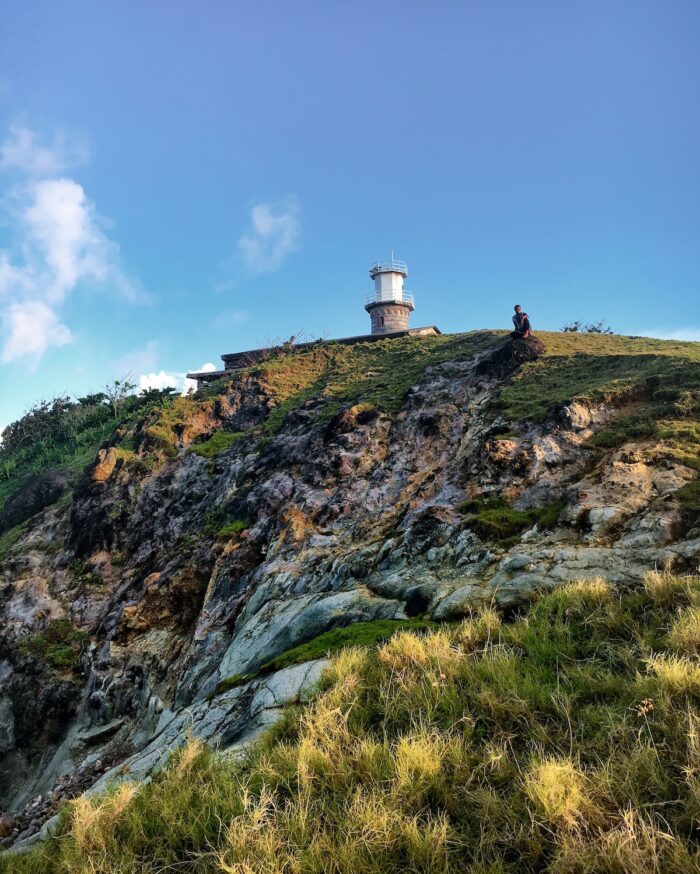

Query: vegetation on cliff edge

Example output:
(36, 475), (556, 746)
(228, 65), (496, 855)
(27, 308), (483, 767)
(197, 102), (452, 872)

(0, 388), (177, 515)
(3, 332), (698, 523)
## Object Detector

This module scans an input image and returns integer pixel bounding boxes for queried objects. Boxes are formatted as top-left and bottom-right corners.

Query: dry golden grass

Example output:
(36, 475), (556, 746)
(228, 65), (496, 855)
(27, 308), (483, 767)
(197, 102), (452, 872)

(69, 783), (138, 858)
(668, 607), (700, 654)
(6, 575), (700, 874)
(646, 653), (700, 696)
(524, 757), (596, 830)
(552, 809), (695, 874)
(644, 567), (691, 605)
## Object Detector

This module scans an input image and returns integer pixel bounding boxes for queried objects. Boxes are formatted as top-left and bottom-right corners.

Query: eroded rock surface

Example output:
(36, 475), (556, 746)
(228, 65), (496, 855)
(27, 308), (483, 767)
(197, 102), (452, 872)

(1, 335), (698, 848)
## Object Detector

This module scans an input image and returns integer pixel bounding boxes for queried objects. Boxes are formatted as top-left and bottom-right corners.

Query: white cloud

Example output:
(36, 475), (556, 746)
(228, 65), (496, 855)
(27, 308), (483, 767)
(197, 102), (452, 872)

(0, 123), (88, 176)
(0, 124), (141, 364)
(1, 301), (72, 364)
(22, 178), (128, 303)
(139, 370), (182, 392)
(237, 199), (301, 274)
(638, 328), (700, 342)
(140, 362), (218, 396)
(113, 340), (159, 375)
(214, 309), (249, 327)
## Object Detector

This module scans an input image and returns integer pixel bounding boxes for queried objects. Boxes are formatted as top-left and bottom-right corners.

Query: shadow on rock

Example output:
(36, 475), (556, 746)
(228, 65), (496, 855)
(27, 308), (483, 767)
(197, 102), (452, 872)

(476, 336), (546, 379)
(0, 470), (72, 534)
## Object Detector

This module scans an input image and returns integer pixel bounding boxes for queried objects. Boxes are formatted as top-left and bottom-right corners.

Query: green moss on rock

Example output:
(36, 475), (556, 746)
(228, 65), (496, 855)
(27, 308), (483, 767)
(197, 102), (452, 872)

(212, 618), (439, 697)
(189, 431), (247, 458)
(216, 519), (249, 540)
(462, 497), (565, 543)
(21, 619), (88, 672)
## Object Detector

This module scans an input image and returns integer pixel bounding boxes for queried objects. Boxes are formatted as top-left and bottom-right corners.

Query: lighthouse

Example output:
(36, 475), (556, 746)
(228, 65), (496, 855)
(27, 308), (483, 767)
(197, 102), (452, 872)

(187, 254), (441, 389)
(364, 254), (415, 334)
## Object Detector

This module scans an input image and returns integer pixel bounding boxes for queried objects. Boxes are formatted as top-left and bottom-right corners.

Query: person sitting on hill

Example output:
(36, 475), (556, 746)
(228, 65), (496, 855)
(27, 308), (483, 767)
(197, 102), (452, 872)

(511, 304), (531, 339)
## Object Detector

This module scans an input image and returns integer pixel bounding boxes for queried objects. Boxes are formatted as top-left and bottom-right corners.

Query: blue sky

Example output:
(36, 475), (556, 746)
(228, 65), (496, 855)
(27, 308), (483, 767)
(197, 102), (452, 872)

(0, 0), (699, 429)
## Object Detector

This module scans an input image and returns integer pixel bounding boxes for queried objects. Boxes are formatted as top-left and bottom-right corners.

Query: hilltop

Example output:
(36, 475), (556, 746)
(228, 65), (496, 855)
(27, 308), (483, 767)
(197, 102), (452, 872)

(0, 330), (699, 869)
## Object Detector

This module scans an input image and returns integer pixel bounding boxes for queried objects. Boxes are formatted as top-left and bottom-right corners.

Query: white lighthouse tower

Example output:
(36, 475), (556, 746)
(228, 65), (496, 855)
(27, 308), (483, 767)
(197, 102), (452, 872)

(364, 253), (415, 334)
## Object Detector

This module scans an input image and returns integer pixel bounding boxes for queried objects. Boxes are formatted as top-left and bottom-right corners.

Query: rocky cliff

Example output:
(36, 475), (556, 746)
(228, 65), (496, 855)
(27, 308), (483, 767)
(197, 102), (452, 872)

(1, 330), (699, 847)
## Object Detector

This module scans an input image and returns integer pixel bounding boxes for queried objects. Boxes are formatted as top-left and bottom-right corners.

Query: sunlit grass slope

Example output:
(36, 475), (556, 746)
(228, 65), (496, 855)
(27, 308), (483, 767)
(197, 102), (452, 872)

(248, 330), (700, 432)
(150, 330), (700, 475)
(6, 571), (700, 873)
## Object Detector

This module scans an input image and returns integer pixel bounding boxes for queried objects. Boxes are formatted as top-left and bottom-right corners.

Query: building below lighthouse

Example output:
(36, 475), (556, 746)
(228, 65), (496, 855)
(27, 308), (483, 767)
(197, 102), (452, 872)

(187, 255), (440, 386)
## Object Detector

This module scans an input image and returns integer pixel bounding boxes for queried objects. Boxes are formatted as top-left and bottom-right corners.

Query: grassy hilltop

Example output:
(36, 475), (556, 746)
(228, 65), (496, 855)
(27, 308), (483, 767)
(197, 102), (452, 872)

(3, 329), (700, 487)
(3, 329), (699, 543)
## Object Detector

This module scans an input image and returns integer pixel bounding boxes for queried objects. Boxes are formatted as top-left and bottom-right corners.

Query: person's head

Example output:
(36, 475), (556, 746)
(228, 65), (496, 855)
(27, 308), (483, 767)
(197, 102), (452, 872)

(514, 305), (522, 313)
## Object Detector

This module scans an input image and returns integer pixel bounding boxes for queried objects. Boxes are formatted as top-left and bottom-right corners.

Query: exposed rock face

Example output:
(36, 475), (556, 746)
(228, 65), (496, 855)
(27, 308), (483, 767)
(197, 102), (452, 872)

(0, 334), (698, 848)
(0, 470), (72, 534)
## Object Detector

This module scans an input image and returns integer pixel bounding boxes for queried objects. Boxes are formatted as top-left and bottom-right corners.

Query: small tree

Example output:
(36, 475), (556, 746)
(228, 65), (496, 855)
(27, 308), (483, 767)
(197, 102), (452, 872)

(562, 320), (614, 334)
(241, 331), (307, 367)
(104, 376), (137, 419)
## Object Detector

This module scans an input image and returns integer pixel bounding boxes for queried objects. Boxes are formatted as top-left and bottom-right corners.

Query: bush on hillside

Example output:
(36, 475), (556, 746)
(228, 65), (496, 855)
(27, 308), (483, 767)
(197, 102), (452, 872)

(562, 320), (614, 334)
(0, 387), (178, 513)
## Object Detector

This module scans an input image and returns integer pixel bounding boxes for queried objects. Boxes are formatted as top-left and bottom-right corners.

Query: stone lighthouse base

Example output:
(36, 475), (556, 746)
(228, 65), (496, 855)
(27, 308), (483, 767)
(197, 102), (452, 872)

(366, 302), (413, 335)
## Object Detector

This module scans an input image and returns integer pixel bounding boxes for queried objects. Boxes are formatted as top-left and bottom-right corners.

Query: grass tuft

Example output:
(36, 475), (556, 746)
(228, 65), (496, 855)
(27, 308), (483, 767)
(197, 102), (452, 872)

(668, 608), (700, 654)
(646, 653), (700, 697)
(189, 431), (248, 458)
(524, 757), (595, 830)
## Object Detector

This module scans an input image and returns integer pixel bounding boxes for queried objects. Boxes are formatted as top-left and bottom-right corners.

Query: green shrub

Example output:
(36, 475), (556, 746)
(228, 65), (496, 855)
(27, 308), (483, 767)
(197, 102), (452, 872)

(21, 619), (88, 672)
(0, 389), (175, 516)
(194, 376), (233, 400)
(461, 497), (564, 543)
(215, 519), (249, 540)
(69, 559), (103, 587)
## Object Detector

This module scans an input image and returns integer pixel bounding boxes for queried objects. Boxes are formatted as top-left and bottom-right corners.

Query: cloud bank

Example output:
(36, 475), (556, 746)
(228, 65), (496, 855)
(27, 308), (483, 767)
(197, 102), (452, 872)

(0, 123), (89, 177)
(638, 328), (700, 343)
(0, 124), (139, 365)
(136, 360), (217, 395)
(237, 198), (301, 274)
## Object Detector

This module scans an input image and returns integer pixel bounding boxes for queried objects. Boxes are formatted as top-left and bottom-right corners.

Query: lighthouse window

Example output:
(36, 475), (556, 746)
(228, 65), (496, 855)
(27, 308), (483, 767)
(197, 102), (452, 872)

(380, 316), (385, 326)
